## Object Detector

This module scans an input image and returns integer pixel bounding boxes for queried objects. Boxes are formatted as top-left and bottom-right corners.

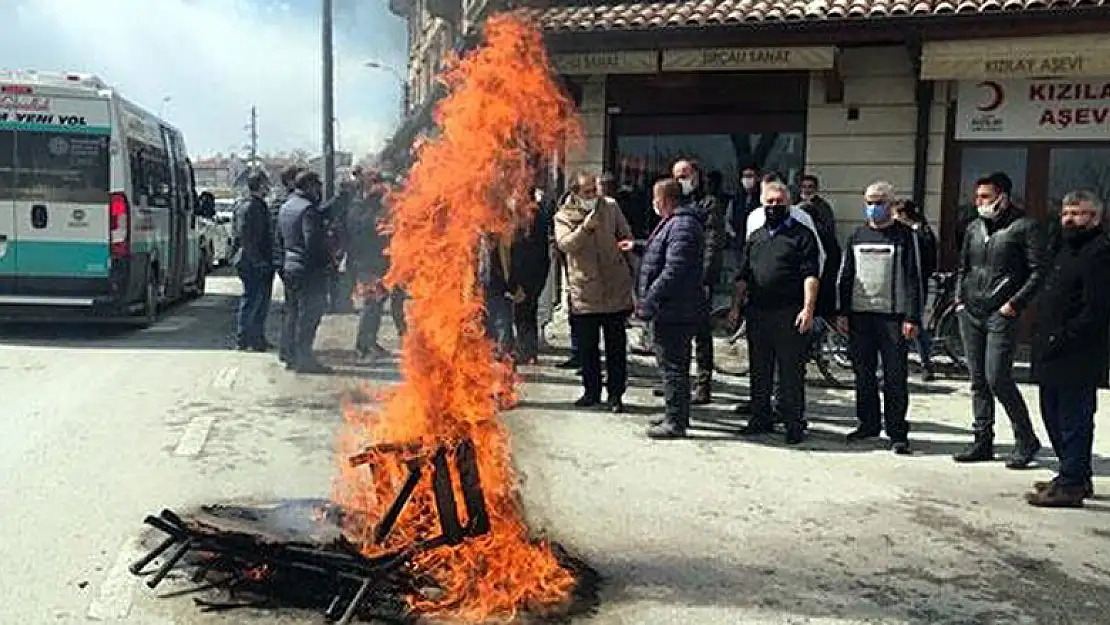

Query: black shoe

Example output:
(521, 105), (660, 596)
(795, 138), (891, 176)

(647, 422), (686, 439)
(741, 420), (775, 436)
(652, 388), (665, 398)
(556, 358), (580, 370)
(784, 424), (806, 445)
(1005, 439), (1042, 469)
(649, 416), (665, 426)
(846, 428), (882, 442)
(248, 343), (269, 353)
(1034, 477), (1094, 499)
(691, 385), (711, 405)
(607, 398), (624, 414)
(295, 361), (333, 375)
(891, 441), (912, 455)
(921, 367), (936, 382)
(574, 395), (600, 408)
(235, 343), (250, 351)
(953, 437), (994, 463)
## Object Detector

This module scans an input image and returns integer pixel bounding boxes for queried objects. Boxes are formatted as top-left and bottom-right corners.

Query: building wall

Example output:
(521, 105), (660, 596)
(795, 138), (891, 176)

(805, 47), (948, 242)
(564, 76), (606, 176)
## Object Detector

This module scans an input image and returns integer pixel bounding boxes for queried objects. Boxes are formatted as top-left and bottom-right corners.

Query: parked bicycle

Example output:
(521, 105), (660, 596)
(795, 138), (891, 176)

(924, 271), (967, 371)
(718, 314), (852, 388)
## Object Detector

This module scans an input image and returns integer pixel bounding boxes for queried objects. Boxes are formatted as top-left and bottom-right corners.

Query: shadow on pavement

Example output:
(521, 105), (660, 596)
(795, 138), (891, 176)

(0, 293), (239, 351)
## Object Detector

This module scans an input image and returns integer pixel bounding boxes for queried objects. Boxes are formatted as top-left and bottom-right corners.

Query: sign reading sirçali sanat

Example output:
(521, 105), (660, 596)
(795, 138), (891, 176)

(956, 78), (1110, 140)
(662, 46), (836, 71)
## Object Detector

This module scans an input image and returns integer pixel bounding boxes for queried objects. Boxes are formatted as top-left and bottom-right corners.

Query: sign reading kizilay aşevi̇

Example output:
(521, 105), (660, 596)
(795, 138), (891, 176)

(955, 78), (1110, 141)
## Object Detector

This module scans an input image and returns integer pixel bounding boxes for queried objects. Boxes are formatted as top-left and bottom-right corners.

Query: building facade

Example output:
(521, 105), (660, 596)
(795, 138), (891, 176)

(385, 0), (1110, 265)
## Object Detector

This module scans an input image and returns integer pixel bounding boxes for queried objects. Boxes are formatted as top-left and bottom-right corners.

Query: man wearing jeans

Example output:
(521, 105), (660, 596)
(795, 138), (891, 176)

(954, 172), (1045, 468)
(232, 171), (274, 351)
(637, 177), (705, 439)
(1027, 190), (1110, 507)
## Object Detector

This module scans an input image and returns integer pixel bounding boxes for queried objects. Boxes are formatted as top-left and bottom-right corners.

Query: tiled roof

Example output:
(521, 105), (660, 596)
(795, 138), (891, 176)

(532, 0), (1108, 31)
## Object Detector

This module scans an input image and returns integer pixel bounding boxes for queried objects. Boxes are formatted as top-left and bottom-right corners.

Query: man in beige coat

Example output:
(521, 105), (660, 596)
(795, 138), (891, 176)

(555, 171), (636, 412)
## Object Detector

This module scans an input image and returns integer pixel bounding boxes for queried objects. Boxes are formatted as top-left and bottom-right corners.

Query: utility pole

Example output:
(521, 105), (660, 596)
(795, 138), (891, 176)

(321, 0), (336, 198)
(249, 105), (258, 170)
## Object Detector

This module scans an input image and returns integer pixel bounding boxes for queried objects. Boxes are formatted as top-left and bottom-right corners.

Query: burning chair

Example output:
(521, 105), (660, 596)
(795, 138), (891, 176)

(130, 439), (489, 624)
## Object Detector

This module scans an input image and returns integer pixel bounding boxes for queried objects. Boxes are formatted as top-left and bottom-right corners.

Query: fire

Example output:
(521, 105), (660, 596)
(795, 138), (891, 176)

(334, 13), (583, 622)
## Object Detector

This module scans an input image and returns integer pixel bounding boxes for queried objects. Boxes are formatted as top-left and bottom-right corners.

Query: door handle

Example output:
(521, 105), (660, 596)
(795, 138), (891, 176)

(31, 204), (48, 229)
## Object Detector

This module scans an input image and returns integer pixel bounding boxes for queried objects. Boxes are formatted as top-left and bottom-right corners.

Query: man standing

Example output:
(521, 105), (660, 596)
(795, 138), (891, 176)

(730, 180), (820, 444)
(672, 160), (724, 404)
(638, 178), (705, 439)
(554, 172), (636, 412)
(954, 172), (1044, 468)
(798, 174), (841, 320)
(277, 171), (342, 374)
(836, 182), (922, 455)
(1027, 190), (1110, 507)
(351, 172), (406, 361)
(231, 171), (275, 352)
(511, 187), (553, 364)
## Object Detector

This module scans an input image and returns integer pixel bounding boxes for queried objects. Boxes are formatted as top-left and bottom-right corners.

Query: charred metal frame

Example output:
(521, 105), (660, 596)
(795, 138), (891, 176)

(130, 438), (490, 624)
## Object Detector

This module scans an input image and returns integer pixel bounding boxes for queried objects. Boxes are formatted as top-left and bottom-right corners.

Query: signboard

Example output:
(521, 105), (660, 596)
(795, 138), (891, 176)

(550, 51), (657, 75)
(955, 78), (1110, 141)
(921, 35), (1110, 80)
(0, 93), (110, 133)
(662, 46), (836, 72)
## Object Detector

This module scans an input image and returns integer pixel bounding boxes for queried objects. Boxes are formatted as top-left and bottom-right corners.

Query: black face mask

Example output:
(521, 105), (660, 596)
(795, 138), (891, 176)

(1062, 224), (1099, 244)
(764, 204), (789, 226)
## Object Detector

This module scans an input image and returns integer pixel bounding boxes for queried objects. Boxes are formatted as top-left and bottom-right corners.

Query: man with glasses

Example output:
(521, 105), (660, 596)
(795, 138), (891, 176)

(1026, 190), (1110, 507)
(953, 172), (1045, 468)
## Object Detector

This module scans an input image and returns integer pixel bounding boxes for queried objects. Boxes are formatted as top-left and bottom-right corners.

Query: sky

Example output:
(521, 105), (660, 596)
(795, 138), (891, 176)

(3, 0), (408, 158)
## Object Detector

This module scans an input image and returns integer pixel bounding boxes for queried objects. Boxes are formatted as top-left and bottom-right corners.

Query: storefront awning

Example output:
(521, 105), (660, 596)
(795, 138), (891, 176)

(921, 34), (1110, 80)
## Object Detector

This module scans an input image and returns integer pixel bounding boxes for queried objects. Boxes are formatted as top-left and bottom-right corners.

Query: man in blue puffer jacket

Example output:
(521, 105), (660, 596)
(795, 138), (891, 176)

(636, 177), (706, 439)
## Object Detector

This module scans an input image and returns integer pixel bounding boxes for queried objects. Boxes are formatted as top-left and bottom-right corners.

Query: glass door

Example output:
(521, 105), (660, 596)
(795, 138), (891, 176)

(1045, 146), (1110, 249)
(952, 146), (1029, 253)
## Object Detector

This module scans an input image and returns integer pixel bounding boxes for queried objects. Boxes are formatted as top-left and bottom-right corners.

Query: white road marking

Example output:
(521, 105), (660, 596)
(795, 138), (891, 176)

(173, 415), (217, 457)
(211, 366), (239, 390)
(87, 537), (144, 621)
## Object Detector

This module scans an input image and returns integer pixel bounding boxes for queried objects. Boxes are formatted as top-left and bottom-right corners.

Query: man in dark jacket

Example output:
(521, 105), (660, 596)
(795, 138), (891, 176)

(1027, 190), (1110, 507)
(277, 170), (351, 373)
(954, 172), (1045, 468)
(512, 189), (553, 364)
(673, 159), (724, 404)
(798, 174), (841, 319)
(232, 171), (275, 351)
(351, 174), (405, 360)
(836, 181), (922, 455)
(729, 180), (821, 445)
(637, 177), (705, 439)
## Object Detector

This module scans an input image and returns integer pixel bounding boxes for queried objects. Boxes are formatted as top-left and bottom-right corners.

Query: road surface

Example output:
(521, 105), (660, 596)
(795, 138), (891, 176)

(2, 282), (1108, 625)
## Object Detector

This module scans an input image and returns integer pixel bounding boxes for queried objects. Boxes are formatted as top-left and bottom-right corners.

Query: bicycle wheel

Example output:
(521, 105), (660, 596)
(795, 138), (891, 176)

(822, 325), (852, 369)
(935, 308), (967, 370)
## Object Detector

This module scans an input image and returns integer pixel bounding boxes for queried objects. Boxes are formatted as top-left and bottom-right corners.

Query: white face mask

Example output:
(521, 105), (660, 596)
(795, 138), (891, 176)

(978, 197), (1001, 219)
(741, 176), (756, 191)
(652, 201), (663, 216)
(800, 189), (815, 200)
(581, 197), (599, 211)
(678, 178), (695, 195)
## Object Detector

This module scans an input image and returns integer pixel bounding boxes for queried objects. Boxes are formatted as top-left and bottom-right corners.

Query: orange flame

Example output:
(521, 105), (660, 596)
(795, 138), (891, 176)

(334, 13), (582, 622)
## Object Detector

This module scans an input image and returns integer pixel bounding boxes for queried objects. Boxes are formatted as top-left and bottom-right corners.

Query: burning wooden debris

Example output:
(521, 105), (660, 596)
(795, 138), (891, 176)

(129, 438), (600, 623)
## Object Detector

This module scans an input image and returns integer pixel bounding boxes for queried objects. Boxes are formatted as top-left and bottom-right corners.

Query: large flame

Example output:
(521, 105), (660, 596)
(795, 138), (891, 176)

(334, 13), (583, 622)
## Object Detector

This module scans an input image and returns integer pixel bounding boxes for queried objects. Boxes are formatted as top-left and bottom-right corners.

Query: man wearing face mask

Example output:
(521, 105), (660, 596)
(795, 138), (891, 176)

(835, 182), (922, 455)
(727, 166), (761, 248)
(1027, 190), (1110, 507)
(728, 180), (821, 444)
(954, 171), (1045, 467)
(277, 170), (354, 374)
(672, 159), (724, 404)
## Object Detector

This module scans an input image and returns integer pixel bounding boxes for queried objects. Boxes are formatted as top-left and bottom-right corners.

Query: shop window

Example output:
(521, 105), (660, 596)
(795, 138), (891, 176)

(1046, 146), (1110, 245)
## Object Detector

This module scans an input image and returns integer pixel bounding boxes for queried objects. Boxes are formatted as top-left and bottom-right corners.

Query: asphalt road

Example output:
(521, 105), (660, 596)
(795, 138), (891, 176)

(0, 274), (353, 625)
(3, 279), (1109, 625)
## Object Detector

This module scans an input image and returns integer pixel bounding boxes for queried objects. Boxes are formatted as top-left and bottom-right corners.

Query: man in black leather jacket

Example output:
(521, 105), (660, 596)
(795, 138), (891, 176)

(954, 172), (1045, 468)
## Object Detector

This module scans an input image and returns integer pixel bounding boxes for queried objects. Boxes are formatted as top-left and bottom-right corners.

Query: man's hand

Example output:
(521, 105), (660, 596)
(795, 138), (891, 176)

(902, 321), (918, 340)
(509, 287), (527, 304)
(999, 301), (1018, 318)
(727, 302), (743, 328)
(617, 238), (635, 252)
(795, 307), (814, 334)
(836, 315), (849, 334)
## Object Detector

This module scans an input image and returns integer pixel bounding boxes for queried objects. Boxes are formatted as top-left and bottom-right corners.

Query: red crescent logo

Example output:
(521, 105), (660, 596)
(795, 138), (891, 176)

(976, 81), (1004, 112)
